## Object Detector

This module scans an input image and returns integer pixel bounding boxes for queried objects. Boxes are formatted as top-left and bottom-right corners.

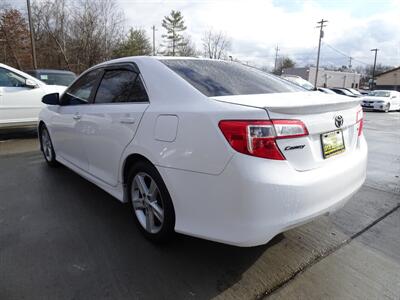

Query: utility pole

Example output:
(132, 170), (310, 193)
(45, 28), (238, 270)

(348, 57), (352, 70)
(314, 19), (327, 89)
(27, 0), (37, 69)
(151, 25), (157, 56)
(274, 45), (280, 73)
(370, 48), (379, 90)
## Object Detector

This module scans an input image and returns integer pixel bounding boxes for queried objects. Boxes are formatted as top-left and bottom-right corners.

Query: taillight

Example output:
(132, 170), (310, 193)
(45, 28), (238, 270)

(356, 108), (364, 136)
(218, 120), (308, 160)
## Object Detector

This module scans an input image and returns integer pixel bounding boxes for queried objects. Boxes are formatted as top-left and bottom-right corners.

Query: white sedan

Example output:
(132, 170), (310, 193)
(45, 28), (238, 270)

(38, 57), (367, 247)
(361, 90), (400, 112)
(0, 63), (66, 129)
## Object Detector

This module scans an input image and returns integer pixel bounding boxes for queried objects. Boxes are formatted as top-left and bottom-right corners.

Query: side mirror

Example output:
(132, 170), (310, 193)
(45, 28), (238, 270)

(42, 93), (60, 105)
(25, 78), (38, 88)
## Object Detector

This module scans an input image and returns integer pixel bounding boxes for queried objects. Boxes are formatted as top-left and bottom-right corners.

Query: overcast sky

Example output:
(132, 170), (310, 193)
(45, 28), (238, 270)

(118, 0), (400, 68)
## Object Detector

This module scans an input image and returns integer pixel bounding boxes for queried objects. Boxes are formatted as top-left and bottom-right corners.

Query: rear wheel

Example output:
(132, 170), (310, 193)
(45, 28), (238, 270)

(40, 125), (58, 167)
(128, 161), (175, 243)
(384, 103), (390, 112)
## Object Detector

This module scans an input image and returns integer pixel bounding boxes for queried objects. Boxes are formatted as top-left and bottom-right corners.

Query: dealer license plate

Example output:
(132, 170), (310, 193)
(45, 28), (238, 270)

(321, 130), (345, 158)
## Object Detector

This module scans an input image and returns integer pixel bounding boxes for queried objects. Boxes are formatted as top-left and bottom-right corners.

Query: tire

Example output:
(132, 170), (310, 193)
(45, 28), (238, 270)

(384, 103), (390, 113)
(39, 125), (58, 167)
(127, 160), (175, 243)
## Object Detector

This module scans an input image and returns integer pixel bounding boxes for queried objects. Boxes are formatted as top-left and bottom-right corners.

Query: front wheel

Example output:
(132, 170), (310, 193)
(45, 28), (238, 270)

(128, 161), (175, 243)
(40, 125), (58, 167)
(384, 103), (390, 112)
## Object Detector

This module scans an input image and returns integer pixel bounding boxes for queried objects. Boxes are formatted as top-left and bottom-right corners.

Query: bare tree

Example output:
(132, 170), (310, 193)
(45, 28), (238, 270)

(202, 29), (231, 59)
(32, 0), (71, 69)
(0, 9), (32, 69)
(30, 0), (124, 73)
(179, 35), (198, 57)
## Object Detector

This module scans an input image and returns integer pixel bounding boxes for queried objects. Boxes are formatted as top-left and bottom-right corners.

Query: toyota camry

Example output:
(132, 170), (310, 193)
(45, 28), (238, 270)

(38, 57), (367, 247)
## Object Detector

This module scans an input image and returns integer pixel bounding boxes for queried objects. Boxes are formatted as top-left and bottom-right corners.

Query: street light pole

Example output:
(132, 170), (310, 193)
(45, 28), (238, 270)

(314, 19), (327, 90)
(370, 48), (379, 90)
(27, 0), (37, 69)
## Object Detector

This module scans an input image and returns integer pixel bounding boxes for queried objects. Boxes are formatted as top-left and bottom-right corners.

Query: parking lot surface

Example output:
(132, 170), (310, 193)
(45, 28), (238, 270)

(0, 112), (399, 299)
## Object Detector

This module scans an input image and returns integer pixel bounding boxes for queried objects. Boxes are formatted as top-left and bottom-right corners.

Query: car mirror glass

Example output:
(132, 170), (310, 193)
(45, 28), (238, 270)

(42, 93), (60, 105)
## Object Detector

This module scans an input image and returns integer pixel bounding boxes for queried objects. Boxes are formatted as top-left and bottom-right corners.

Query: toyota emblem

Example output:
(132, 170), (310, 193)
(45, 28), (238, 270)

(335, 115), (344, 128)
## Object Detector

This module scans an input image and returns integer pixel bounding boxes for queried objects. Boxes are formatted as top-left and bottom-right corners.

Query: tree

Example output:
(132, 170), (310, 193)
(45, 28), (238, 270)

(274, 56), (295, 75)
(114, 28), (152, 57)
(202, 29), (231, 59)
(161, 10), (187, 56)
(0, 9), (32, 69)
(179, 35), (197, 57)
(29, 0), (124, 73)
(32, 0), (71, 70)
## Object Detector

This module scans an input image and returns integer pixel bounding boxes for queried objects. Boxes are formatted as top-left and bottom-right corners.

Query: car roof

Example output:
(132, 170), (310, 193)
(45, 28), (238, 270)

(26, 69), (76, 75)
(371, 90), (396, 92)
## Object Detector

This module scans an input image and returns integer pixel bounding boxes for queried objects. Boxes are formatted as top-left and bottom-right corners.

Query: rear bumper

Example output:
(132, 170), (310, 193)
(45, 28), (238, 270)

(158, 136), (367, 247)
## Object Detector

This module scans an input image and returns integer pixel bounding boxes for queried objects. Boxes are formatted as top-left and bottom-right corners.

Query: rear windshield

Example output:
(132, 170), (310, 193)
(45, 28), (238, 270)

(368, 91), (390, 97)
(37, 73), (76, 86)
(161, 59), (303, 97)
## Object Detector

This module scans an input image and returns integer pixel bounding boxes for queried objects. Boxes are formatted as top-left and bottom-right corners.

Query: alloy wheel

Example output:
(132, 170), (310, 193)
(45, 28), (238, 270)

(41, 128), (53, 161)
(131, 172), (164, 234)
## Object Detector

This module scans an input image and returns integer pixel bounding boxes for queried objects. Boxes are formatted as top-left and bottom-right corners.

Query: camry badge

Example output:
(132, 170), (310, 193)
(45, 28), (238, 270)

(335, 115), (344, 128)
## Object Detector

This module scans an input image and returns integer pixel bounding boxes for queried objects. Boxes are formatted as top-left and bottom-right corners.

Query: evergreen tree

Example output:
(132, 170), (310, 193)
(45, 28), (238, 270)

(161, 10), (187, 56)
(114, 28), (152, 57)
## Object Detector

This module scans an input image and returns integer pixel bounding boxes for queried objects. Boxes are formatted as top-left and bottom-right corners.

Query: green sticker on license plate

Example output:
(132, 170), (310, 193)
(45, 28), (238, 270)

(321, 130), (345, 158)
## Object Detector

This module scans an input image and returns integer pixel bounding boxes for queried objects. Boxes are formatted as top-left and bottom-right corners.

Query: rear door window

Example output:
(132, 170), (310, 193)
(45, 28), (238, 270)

(94, 69), (148, 104)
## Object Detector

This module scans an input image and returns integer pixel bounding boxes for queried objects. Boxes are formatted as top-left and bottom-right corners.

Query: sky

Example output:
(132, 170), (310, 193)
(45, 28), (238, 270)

(117, 0), (400, 69)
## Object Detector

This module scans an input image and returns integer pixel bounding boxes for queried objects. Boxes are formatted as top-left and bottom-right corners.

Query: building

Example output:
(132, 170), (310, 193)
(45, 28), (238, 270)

(375, 67), (400, 91)
(282, 67), (361, 89)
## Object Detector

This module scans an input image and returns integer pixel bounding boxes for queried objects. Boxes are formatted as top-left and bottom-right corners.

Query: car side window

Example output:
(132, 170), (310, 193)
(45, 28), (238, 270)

(0, 68), (26, 87)
(94, 69), (149, 104)
(61, 69), (100, 105)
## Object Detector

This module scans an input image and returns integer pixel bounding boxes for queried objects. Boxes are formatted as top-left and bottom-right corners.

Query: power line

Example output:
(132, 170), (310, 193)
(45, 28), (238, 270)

(322, 42), (370, 65)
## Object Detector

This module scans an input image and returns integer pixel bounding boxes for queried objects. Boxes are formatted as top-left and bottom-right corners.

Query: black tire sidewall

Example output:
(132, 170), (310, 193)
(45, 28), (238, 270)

(127, 161), (175, 243)
(40, 125), (58, 166)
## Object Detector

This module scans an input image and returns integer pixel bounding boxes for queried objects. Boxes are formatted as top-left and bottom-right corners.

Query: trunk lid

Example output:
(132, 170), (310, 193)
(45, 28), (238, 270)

(212, 91), (362, 171)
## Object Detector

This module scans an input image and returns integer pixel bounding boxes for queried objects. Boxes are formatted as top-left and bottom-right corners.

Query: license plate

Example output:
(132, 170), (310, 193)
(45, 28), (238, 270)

(321, 130), (345, 158)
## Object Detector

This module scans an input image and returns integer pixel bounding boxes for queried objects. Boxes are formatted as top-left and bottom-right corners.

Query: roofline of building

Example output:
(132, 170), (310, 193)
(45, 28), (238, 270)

(376, 66), (400, 77)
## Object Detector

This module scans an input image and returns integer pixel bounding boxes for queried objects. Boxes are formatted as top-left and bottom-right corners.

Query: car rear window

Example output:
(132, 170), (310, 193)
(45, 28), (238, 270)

(39, 73), (76, 86)
(160, 59), (303, 97)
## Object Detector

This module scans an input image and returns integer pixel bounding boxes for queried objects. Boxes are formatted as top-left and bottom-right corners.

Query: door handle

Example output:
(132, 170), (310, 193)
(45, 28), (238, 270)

(73, 113), (81, 120)
(120, 117), (135, 124)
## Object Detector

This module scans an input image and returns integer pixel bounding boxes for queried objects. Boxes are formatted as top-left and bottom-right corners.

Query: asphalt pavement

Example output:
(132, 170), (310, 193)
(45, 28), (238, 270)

(0, 111), (399, 300)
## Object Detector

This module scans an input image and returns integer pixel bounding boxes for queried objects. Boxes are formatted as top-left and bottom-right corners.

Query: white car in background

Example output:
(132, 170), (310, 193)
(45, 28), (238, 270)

(361, 90), (400, 112)
(38, 57), (367, 247)
(0, 63), (66, 129)
(281, 75), (315, 90)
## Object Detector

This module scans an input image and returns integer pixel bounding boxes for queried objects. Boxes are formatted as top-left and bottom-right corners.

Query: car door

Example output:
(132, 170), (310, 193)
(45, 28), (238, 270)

(0, 67), (44, 125)
(79, 64), (150, 186)
(50, 69), (102, 171)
